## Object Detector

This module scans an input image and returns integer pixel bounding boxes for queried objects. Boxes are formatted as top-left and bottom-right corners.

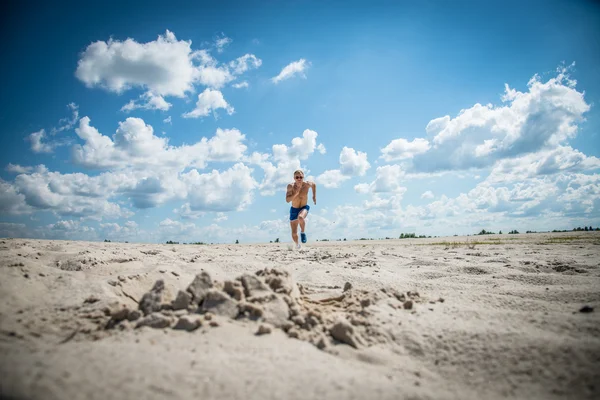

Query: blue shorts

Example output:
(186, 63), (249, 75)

(290, 205), (310, 221)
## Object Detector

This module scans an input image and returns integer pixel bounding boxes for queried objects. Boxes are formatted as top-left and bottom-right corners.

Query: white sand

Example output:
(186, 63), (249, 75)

(1, 232), (599, 400)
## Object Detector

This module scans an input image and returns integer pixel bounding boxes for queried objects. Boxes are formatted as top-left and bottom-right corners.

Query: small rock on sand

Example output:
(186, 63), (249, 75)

(172, 290), (192, 310)
(343, 282), (353, 292)
(403, 300), (414, 310)
(84, 295), (100, 304)
(111, 305), (130, 322)
(316, 334), (328, 349)
(223, 280), (244, 301)
(187, 272), (213, 305)
(329, 319), (362, 348)
(257, 324), (273, 335)
(579, 305), (594, 313)
(127, 310), (142, 321)
(238, 301), (264, 319)
(241, 274), (271, 298)
(173, 315), (202, 331)
(117, 320), (132, 331)
(138, 280), (165, 316)
(259, 295), (291, 328)
(201, 289), (239, 318)
(135, 313), (173, 329)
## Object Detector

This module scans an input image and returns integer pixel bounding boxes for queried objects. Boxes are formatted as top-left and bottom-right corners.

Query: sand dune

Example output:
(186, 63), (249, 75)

(1, 232), (599, 400)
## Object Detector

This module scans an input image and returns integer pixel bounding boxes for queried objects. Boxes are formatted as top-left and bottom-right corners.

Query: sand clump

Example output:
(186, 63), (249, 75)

(75, 267), (425, 352)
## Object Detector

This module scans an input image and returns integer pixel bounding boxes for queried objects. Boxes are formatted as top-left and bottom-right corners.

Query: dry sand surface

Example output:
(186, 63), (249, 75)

(1, 232), (599, 400)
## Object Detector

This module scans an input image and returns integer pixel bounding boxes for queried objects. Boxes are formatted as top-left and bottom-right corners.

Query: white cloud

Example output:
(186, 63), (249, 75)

(26, 130), (57, 153)
(229, 54), (262, 75)
(5, 164), (33, 174)
(317, 143), (326, 154)
(232, 81), (249, 89)
(51, 103), (80, 134)
(196, 65), (234, 89)
(26, 109), (75, 153)
(381, 138), (430, 161)
(410, 67), (591, 173)
(247, 129), (324, 195)
(355, 164), (407, 194)
(364, 193), (405, 210)
(316, 147), (369, 189)
(0, 223), (32, 239)
(421, 190), (434, 199)
(317, 170), (350, 188)
(75, 30), (199, 97)
(73, 117), (121, 168)
(248, 156), (302, 196)
(121, 174), (184, 209)
(2, 132), (254, 219)
(42, 220), (98, 240)
(258, 218), (287, 235)
(182, 163), (257, 212)
(272, 129), (320, 162)
(215, 35), (232, 53)
(354, 183), (370, 194)
(486, 146), (600, 184)
(339, 147), (370, 176)
(72, 116), (247, 170)
(174, 203), (205, 220)
(182, 88), (234, 119)
(99, 221), (140, 241)
(556, 173), (600, 214)
(202, 128), (248, 161)
(214, 212), (228, 222)
(391, 171), (600, 233)
(23, 104), (80, 155)
(7, 168), (134, 220)
(157, 218), (198, 239)
(121, 91), (172, 112)
(0, 179), (32, 215)
(163, 116), (172, 124)
(272, 59), (310, 84)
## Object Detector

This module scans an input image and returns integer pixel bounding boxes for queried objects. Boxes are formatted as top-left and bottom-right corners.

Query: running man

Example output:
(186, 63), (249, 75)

(286, 169), (316, 249)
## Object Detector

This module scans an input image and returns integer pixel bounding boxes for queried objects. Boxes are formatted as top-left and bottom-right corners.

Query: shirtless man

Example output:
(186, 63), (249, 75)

(286, 169), (316, 249)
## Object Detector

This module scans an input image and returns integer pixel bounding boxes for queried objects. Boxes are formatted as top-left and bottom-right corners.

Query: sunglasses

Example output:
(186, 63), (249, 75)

(295, 176), (303, 179)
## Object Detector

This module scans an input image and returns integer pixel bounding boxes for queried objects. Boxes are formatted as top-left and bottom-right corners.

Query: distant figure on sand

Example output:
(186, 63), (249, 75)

(286, 169), (316, 249)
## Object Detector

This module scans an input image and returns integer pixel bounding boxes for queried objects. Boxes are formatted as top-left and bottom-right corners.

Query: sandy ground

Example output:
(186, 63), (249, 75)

(1, 232), (599, 400)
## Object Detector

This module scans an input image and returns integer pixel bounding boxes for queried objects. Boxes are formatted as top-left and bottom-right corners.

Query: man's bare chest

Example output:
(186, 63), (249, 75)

(295, 183), (309, 195)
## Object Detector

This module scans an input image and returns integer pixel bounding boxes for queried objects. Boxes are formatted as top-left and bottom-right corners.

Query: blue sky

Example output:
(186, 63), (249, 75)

(1, 0), (599, 243)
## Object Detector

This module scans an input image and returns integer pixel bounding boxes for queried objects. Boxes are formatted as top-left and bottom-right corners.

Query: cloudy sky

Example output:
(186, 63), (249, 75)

(1, 0), (599, 244)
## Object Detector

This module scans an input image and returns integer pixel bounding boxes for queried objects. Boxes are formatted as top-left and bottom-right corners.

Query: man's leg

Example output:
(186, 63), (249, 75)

(290, 220), (299, 245)
(298, 208), (308, 243)
(298, 210), (307, 233)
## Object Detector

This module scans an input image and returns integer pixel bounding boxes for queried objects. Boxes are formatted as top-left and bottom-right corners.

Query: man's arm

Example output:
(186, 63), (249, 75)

(312, 182), (317, 205)
(286, 184), (298, 203)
